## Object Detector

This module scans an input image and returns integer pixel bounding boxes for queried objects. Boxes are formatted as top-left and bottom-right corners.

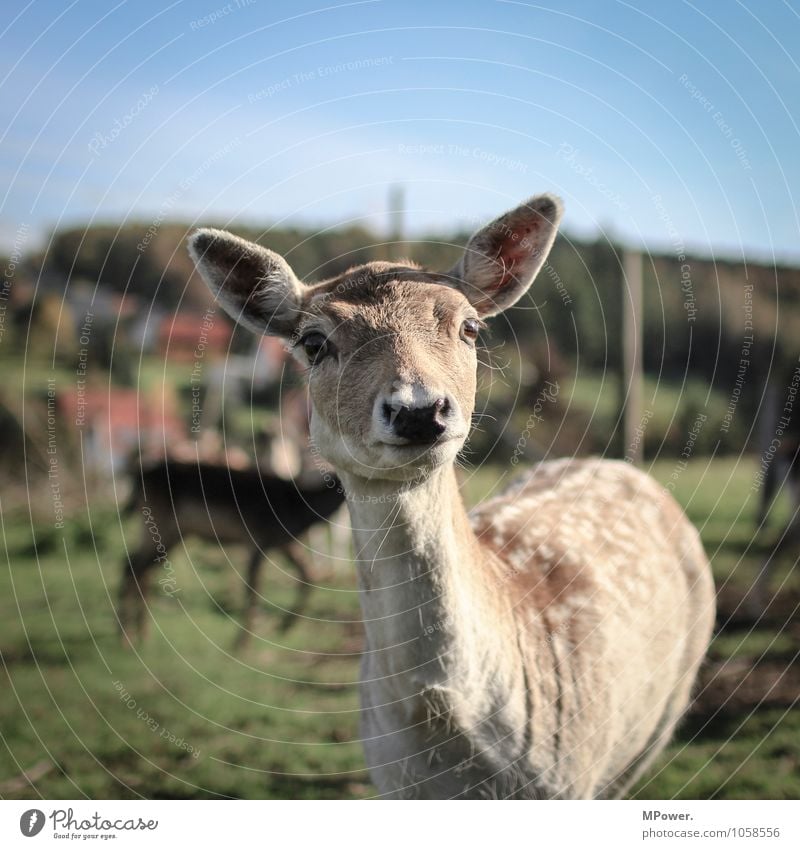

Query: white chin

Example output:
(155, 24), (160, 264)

(330, 438), (462, 481)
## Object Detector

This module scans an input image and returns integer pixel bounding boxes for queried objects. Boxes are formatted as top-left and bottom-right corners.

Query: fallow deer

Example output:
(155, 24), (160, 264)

(118, 459), (345, 647)
(188, 194), (716, 799)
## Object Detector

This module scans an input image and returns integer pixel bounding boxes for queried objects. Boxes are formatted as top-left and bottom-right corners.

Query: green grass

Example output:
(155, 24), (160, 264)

(1, 456), (798, 799)
(562, 373), (739, 455)
(1, 519), (368, 799)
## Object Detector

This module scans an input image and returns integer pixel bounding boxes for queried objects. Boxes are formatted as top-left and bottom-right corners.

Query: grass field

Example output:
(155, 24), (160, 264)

(1, 456), (798, 799)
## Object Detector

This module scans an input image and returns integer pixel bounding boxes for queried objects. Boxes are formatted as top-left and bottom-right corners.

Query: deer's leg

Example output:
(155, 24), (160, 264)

(118, 546), (159, 647)
(278, 540), (314, 632)
(749, 558), (775, 618)
(749, 462), (799, 616)
(235, 546), (264, 649)
(118, 515), (177, 646)
(782, 472), (800, 545)
(756, 454), (779, 531)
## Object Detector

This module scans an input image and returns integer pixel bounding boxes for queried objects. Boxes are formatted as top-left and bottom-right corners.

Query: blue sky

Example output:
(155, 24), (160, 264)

(2, 0), (799, 263)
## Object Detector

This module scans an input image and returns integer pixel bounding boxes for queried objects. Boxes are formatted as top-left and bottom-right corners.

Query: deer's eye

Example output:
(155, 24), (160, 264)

(460, 318), (481, 344)
(300, 331), (333, 364)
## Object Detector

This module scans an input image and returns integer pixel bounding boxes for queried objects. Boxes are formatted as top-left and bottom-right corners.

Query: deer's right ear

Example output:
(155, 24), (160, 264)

(188, 228), (304, 337)
(449, 194), (563, 317)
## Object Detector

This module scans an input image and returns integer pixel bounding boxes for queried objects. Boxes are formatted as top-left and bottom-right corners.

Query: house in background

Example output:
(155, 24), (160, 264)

(158, 312), (232, 362)
(59, 384), (186, 472)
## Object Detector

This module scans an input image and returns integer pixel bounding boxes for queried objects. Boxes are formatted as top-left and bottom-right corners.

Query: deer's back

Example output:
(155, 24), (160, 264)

(133, 461), (344, 547)
(468, 457), (715, 795)
(470, 457), (711, 607)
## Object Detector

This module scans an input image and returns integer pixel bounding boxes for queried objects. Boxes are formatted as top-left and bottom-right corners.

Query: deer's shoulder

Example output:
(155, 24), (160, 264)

(468, 457), (682, 582)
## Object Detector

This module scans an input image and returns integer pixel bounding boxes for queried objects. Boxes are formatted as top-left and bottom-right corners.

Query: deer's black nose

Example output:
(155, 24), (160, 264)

(383, 398), (450, 444)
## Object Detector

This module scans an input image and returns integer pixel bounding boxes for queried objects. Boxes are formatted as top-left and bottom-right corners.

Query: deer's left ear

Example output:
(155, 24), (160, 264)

(449, 193), (563, 317)
(188, 228), (304, 337)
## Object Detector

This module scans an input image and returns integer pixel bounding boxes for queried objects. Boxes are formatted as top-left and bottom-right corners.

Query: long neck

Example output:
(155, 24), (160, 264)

(342, 465), (506, 688)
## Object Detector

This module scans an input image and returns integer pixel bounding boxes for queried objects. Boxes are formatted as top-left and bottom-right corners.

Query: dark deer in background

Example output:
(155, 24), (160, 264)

(118, 460), (345, 647)
(753, 365), (800, 611)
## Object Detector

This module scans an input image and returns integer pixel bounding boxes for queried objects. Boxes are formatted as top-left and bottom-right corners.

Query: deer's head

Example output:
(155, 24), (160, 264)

(189, 194), (562, 482)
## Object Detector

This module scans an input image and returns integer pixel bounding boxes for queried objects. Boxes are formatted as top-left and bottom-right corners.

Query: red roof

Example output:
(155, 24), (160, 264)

(59, 387), (185, 464)
(158, 313), (231, 360)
